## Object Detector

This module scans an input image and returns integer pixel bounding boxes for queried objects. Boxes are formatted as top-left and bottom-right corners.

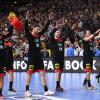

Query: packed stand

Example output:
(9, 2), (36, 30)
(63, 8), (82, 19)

(0, 0), (100, 58)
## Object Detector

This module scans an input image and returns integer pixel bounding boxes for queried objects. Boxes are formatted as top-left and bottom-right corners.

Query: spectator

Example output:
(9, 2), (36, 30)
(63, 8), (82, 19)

(41, 41), (50, 58)
(94, 47), (100, 57)
(64, 44), (74, 57)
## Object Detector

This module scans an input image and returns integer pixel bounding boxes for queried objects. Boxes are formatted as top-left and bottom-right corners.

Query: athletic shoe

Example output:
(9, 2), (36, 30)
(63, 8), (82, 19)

(8, 88), (16, 94)
(25, 90), (32, 97)
(83, 84), (87, 89)
(87, 85), (96, 90)
(56, 87), (63, 92)
(44, 90), (55, 96)
(0, 95), (5, 100)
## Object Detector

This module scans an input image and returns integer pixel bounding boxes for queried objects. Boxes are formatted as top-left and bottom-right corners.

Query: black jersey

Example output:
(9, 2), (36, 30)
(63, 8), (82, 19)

(0, 25), (13, 66)
(0, 25), (13, 51)
(50, 29), (65, 59)
(82, 39), (94, 56)
(51, 38), (64, 59)
(25, 20), (50, 54)
(0, 35), (5, 51)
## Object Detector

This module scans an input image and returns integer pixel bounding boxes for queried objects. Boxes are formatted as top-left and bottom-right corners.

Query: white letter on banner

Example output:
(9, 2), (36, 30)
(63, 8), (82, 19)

(72, 60), (79, 70)
(13, 61), (16, 69)
(20, 61), (27, 70)
(16, 61), (20, 69)
(80, 61), (83, 70)
(93, 60), (96, 70)
(47, 61), (54, 70)
(43, 61), (47, 69)
(65, 61), (71, 70)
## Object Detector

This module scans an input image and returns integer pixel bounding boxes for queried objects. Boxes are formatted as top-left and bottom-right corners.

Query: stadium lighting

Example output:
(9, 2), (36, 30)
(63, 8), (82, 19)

(14, 1), (17, 4)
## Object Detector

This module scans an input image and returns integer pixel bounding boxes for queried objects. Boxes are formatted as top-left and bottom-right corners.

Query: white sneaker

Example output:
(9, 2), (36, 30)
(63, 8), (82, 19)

(0, 96), (5, 100)
(44, 90), (55, 96)
(8, 89), (16, 95)
(87, 85), (96, 90)
(25, 90), (32, 97)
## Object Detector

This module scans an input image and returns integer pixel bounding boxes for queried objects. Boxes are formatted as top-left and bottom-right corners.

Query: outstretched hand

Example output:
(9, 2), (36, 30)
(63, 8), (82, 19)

(48, 12), (54, 20)
(26, 10), (31, 19)
(94, 29), (100, 36)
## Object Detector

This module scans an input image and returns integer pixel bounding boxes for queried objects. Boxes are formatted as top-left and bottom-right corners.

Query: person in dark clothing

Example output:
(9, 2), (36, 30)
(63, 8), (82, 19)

(50, 28), (66, 92)
(0, 25), (13, 99)
(82, 29), (100, 90)
(40, 41), (50, 58)
(95, 31), (100, 83)
(4, 34), (16, 94)
(24, 11), (54, 97)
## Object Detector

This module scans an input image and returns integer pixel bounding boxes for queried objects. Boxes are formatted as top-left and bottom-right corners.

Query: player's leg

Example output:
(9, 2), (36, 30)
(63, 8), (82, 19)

(83, 57), (96, 90)
(95, 74), (100, 83)
(25, 64), (34, 97)
(37, 59), (55, 96)
(54, 63), (63, 92)
(39, 70), (55, 96)
(6, 48), (16, 93)
(0, 66), (6, 99)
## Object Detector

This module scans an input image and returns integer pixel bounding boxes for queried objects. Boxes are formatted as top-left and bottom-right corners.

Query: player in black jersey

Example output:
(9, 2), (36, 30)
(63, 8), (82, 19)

(82, 29), (100, 90)
(4, 34), (16, 94)
(24, 11), (54, 96)
(50, 28), (65, 92)
(0, 25), (13, 99)
(95, 30), (100, 83)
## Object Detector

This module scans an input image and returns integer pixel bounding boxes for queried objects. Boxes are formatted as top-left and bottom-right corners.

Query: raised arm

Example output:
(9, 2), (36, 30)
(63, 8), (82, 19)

(24, 11), (30, 37)
(40, 12), (54, 34)
(84, 29), (100, 41)
(84, 34), (94, 41)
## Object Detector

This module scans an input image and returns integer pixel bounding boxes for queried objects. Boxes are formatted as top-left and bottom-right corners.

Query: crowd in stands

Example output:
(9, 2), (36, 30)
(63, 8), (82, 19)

(0, 0), (100, 58)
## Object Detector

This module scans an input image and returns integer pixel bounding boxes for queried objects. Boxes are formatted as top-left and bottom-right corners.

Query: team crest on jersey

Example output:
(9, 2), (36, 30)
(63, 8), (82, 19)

(58, 42), (63, 51)
(34, 38), (40, 47)
(0, 40), (3, 44)
(0, 40), (3, 49)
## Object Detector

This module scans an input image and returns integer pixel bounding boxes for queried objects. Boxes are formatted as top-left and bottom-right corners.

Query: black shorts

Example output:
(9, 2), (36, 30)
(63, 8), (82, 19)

(53, 57), (64, 72)
(0, 50), (6, 75)
(4, 47), (14, 71)
(27, 51), (44, 74)
(83, 52), (93, 72)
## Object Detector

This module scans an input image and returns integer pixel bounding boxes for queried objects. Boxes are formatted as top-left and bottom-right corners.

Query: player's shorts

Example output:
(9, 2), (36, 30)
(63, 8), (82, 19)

(83, 51), (93, 72)
(27, 51), (44, 74)
(52, 57), (64, 72)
